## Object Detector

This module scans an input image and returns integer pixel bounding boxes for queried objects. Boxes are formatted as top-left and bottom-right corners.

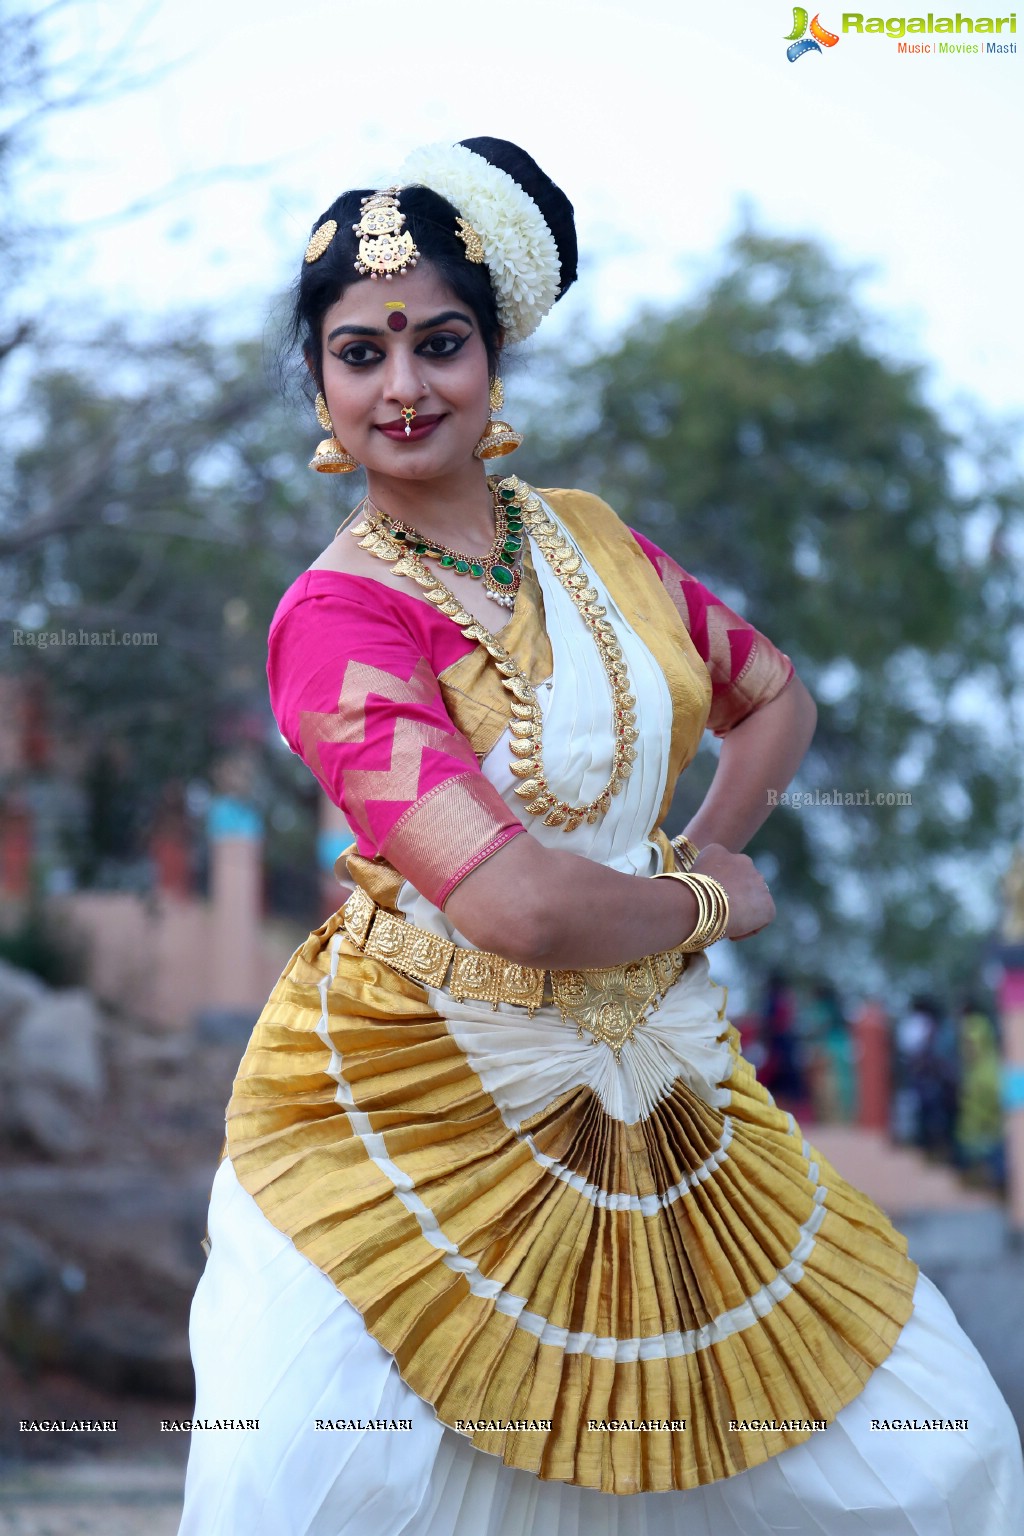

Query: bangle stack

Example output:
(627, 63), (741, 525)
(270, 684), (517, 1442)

(670, 833), (700, 871)
(652, 871), (730, 951)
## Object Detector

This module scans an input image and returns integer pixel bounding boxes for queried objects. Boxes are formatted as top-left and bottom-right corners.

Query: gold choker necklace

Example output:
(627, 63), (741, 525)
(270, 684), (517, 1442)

(351, 476), (639, 831)
(361, 481), (522, 609)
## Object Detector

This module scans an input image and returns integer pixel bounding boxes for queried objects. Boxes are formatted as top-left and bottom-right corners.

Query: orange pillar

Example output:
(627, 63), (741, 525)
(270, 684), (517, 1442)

(854, 1000), (890, 1132)
(207, 796), (264, 1012)
(0, 796), (33, 897)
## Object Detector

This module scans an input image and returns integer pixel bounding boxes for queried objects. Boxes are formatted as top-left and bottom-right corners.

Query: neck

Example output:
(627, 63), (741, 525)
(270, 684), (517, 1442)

(363, 461), (498, 552)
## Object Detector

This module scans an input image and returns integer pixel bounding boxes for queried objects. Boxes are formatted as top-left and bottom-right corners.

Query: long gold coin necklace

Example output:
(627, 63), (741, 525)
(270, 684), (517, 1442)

(351, 475), (639, 830)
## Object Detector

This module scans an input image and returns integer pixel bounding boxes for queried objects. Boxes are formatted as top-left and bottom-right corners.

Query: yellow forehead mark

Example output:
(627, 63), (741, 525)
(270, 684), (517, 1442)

(384, 301), (406, 311)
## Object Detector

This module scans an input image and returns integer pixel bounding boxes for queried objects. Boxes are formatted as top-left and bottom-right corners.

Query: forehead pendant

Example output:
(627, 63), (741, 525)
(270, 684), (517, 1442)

(353, 187), (420, 281)
(385, 300), (408, 332)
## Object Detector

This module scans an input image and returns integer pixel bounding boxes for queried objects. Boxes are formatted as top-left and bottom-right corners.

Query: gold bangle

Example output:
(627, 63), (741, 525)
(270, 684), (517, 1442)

(652, 871), (730, 950)
(689, 874), (729, 948)
(670, 833), (700, 871)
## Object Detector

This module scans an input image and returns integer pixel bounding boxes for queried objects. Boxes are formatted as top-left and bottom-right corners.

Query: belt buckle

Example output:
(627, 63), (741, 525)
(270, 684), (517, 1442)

(552, 952), (688, 1058)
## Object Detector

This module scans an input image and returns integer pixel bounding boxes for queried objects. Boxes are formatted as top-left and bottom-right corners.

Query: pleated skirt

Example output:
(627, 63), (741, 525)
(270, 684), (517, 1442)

(178, 1156), (1023, 1535)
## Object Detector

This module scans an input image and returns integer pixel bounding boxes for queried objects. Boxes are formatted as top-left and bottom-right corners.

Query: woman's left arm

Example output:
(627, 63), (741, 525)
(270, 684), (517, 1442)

(683, 673), (817, 854)
(627, 528), (817, 857)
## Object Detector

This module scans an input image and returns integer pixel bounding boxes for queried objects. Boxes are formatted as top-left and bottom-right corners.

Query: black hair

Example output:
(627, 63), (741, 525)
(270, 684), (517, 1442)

(289, 137), (578, 396)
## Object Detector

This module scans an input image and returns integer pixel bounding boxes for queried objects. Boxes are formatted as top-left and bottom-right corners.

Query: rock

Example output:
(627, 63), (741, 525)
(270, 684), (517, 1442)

(2, 988), (107, 1159)
(71, 1306), (194, 1398)
(0, 957), (47, 1034)
(9, 989), (107, 1097)
(0, 1222), (78, 1371)
(10, 1084), (95, 1158)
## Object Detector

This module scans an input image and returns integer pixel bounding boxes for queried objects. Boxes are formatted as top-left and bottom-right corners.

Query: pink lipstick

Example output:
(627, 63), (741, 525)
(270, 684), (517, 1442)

(376, 414), (444, 442)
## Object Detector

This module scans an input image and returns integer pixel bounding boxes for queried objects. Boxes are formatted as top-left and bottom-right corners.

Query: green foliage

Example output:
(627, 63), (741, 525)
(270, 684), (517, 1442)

(1, 326), (347, 914)
(524, 231), (1024, 996)
(3, 223), (1023, 993)
(0, 895), (87, 986)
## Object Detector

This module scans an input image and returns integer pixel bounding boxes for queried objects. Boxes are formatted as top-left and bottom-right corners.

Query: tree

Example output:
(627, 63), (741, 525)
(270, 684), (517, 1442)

(522, 229), (1024, 996)
(2, 324), (352, 908)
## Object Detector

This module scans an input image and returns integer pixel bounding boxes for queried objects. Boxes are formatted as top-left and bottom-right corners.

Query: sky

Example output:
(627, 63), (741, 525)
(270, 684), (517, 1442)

(22, 0), (1024, 428)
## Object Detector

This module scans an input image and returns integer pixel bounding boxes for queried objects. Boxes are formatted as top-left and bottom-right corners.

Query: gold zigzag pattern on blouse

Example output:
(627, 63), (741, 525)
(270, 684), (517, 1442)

(226, 909), (918, 1494)
(298, 655), (478, 839)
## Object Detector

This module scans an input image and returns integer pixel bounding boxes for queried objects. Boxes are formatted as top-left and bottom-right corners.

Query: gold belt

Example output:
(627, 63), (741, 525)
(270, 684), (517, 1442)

(340, 887), (691, 1057)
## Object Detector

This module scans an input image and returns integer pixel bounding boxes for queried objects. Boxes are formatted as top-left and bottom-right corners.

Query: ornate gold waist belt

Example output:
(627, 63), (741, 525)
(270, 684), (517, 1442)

(341, 887), (691, 1057)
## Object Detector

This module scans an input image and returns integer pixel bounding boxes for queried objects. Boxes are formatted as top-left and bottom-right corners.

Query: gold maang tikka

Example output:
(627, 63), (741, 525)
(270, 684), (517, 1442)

(353, 188), (420, 280)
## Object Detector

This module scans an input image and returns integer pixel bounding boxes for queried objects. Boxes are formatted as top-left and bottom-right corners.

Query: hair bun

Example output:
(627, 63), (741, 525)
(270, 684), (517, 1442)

(457, 137), (578, 302)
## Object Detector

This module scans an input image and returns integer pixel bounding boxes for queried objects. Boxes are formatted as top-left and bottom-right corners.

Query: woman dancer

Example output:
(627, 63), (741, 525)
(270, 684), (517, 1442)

(179, 137), (1023, 1534)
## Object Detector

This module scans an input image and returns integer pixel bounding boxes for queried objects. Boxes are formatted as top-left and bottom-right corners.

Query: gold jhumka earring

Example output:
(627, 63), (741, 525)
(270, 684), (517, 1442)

(309, 392), (359, 474)
(473, 376), (523, 460)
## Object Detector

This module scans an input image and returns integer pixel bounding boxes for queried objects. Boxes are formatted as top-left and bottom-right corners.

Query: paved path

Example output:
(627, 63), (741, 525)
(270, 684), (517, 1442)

(0, 1128), (1015, 1524)
(808, 1124), (1000, 1216)
(0, 1462), (182, 1534)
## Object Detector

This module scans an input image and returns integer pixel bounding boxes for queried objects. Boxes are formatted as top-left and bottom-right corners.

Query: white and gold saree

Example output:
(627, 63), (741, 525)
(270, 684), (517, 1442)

(179, 489), (1022, 1534)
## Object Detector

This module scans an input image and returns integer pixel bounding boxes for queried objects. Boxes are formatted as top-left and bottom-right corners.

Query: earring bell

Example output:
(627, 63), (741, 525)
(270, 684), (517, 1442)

(473, 376), (523, 461)
(310, 391), (359, 474)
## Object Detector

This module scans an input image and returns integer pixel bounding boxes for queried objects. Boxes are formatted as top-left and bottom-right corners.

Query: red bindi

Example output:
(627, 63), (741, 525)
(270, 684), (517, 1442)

(387, 311), (408, 331)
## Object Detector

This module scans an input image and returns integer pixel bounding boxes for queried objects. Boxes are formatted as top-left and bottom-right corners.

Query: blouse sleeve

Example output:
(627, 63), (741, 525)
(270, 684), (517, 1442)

(630, 529), (795, 737)
(267, 581), (526, 909)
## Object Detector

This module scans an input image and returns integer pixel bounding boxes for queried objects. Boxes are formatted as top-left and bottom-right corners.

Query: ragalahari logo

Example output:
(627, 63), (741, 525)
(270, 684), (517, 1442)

(785, 8), (841, 57)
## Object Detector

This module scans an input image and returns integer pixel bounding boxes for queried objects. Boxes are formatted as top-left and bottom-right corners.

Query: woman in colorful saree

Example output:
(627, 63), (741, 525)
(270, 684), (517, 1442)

(178, 138), (1023, 1535)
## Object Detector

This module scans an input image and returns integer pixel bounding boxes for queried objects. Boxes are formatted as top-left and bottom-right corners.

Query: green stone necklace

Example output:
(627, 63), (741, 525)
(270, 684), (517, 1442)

(361, 477), (523, 609)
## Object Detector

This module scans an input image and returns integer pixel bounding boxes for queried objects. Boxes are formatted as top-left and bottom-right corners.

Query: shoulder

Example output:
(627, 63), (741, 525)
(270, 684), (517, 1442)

(536, 486), (663, 572)
(279, 520), (490, 640)
(275, 522), (403, 621)
(536, 486), (627, 531)
(268, 564), (429, 649)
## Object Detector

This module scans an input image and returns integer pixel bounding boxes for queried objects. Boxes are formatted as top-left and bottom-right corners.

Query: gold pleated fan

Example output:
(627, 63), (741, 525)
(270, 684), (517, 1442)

(226, 906), (918, 1494)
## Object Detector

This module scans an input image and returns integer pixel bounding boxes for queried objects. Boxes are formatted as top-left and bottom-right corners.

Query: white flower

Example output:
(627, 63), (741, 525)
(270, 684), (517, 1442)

(395, 143), (562, 344)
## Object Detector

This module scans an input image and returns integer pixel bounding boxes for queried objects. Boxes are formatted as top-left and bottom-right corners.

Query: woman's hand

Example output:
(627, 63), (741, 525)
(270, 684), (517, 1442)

(691, 843), (775, 941)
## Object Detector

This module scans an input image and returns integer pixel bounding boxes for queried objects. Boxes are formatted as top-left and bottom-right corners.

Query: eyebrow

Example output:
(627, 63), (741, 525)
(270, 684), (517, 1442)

(326, 309), (474, 343)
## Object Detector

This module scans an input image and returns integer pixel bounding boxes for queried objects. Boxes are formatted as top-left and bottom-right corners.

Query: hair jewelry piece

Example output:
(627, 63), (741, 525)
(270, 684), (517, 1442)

(473, 375), (523, 460)
(455, 216), (485, 263)
(400, 406), (417, 437)
(304, 219), (338, 263)
(385, 300), (408, 332)
(353, 188), (420, 280)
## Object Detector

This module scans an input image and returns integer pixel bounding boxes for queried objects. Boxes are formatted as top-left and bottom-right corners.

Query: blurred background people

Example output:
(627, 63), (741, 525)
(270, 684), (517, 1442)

(956, 1001), (1005, 1190)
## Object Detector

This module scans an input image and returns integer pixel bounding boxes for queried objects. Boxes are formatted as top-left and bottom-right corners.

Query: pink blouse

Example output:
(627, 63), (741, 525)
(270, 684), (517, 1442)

(267, 533), (793, 908)
(629, 531), (794, 737)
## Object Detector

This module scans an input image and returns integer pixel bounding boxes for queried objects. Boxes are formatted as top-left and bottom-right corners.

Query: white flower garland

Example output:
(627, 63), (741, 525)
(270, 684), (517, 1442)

(395, 143), (562, 344)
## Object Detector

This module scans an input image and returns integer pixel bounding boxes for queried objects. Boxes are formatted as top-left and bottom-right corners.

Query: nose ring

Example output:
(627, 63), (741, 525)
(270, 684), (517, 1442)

(400, 406), (416, 438)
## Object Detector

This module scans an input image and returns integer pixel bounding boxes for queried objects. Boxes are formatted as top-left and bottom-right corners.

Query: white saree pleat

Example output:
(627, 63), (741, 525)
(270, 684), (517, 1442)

(182, 1162), (1023, 1536)
(180, 498), (1024, 1532)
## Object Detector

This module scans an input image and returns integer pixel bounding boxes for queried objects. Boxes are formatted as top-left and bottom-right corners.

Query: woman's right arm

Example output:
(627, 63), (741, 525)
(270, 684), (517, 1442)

(268, 580), (772, 970)
(444, 834), (773, 970)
